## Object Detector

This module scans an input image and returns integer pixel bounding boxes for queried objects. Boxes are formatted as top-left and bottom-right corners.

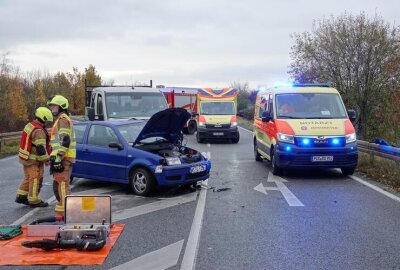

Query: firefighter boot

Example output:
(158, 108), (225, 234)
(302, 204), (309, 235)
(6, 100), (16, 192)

(15, 195), (29, 205)
(30, 201), (49, 208)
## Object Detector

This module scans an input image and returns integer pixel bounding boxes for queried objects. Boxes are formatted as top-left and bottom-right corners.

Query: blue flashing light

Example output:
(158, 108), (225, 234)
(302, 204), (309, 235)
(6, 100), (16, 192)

(332, 138), (340, 145)
(302, 138), (311, 145)
(285, 146), (292, 152)
(273, 82), (294, 88)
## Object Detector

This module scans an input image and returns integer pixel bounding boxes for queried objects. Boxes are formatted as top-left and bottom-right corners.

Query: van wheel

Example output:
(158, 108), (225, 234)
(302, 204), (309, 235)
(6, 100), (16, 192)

(187, 120), (197, 135)
(341, 167), (356, 176)
(130, 168), (155, 196)
(270, 148), (282, 175)
(196, 132), (204, 143)
(254, 142), (262, 162)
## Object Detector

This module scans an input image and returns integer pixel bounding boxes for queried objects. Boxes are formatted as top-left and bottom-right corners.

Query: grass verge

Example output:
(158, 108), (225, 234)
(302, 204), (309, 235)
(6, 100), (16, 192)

(237, 116), (400, 192)
(0, 140), (19, 159)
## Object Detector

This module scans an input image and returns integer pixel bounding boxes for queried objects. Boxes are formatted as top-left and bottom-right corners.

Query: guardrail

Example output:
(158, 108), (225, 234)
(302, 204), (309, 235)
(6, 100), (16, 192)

(357, 140), (400, 162)
(1, 130), (400, 162)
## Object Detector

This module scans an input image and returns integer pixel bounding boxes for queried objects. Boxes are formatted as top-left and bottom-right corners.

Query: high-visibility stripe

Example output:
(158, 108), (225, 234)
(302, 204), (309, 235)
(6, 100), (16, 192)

(33, 139), (46, 145)
(28, 178), (39, 203)
(17, 189), (28, 196)
(37, 154), (49, 161)
(51, 113), (76, 159)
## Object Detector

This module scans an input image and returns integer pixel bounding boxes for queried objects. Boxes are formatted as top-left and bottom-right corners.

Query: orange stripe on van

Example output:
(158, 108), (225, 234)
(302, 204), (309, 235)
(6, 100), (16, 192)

(275, 120), (295, 135)
(344, 120), (355, 134)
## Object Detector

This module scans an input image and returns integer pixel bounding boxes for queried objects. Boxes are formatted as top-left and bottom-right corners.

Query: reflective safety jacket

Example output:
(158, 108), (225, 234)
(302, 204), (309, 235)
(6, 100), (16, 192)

(50, 113), (76, 160)
(19, 121), (51, 161)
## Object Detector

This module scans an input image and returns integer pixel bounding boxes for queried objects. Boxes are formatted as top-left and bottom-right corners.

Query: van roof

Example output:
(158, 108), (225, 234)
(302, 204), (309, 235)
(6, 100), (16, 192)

(258, 86), (339, 95)
(92, 86), (162, 93)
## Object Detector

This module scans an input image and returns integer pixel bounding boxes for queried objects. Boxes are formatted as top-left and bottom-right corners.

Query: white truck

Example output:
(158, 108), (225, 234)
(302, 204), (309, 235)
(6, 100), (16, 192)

(85, 81), (169, 121)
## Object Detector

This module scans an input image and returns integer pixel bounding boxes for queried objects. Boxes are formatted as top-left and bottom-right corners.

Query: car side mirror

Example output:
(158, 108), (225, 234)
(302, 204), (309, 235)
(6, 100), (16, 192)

(96, 114), (104, 121)
(261, 111), (272, 122)
(87, 107), (95, 121)
(347, 109), (356, 122)
(109, 142), (123, 150)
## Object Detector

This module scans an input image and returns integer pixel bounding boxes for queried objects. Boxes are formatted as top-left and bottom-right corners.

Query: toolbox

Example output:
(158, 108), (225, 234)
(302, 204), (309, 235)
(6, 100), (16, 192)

(27, 195), (112, 237)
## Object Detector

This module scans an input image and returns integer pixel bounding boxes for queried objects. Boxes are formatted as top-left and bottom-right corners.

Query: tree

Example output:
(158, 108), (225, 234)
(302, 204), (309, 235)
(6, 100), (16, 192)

(230, 81), (255, 120)
(289, 12), (400, 140)
(85, 65), (102, 86)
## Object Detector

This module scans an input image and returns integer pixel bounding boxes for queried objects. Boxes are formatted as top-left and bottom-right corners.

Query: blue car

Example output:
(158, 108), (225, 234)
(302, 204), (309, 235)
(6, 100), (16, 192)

(71, 108), (211, 196)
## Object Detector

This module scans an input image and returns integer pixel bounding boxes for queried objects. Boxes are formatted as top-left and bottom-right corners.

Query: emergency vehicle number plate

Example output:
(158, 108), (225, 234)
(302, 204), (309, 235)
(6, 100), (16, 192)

(213, 132), (224, 136)
(190, 165), (206, 174)
(312, 156), (333, 162)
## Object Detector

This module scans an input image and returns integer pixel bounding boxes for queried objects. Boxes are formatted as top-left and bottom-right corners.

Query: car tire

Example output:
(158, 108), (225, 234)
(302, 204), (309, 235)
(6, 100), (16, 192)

(182, 127), (189, 134)
(130, 168), (155, 196)
(341, 167), (356, 176)
(187, 120), (197, 135)
(196, 132), (204, 143)
(270, 147), (282, 175)
(254, 141), (262, 162)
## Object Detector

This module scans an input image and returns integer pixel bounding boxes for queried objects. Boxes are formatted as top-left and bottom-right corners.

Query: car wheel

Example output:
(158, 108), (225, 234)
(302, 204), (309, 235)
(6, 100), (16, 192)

(254, 142), (262, 162)
(130, 168), (155, 196)
(187, 120), (197, 135)
(182, 127), (189, 134)
(341, 167), (356, 176)
(270, 147), (282, 175)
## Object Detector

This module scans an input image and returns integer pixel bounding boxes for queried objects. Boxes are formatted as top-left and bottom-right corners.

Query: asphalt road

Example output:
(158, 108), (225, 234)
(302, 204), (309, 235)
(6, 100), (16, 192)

(0, 127), (399, 269)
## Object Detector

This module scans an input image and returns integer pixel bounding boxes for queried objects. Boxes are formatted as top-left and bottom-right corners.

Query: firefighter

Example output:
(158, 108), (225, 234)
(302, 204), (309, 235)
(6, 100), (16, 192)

(16, 107), (53, 207)
(47, 95), (76, 218)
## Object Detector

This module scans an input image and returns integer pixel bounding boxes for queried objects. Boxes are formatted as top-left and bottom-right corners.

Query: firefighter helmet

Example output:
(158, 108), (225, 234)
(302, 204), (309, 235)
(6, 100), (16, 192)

(35, 107), (54, 122)
(47, 95), (69, 110)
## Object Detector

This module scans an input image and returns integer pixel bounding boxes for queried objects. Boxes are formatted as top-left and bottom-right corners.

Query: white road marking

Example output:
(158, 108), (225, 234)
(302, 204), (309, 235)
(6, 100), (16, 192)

(349, 174), (400, 203)
(254, 173), (304, 207)
(110, 240), (184, 270)
(0, 155), (17, 162)
(113, 192), (197, 221)
(238, 126), (253, 134)
(11, 185), (119, 225)
(180, 179), (208, 270)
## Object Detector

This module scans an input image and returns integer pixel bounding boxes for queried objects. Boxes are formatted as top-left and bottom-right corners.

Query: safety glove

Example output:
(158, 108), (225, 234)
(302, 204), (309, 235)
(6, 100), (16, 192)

(50, 155), (64, 172)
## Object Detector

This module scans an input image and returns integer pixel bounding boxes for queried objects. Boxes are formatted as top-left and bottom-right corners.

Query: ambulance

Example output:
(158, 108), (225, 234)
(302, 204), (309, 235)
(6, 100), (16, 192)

(253, 83), (358, 175)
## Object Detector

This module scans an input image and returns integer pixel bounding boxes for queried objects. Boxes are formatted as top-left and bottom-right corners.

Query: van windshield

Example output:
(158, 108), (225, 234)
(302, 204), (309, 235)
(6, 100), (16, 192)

(200, 101), (235, 115)
(276, 93), (347, 119)
(106, 92), (168, 118)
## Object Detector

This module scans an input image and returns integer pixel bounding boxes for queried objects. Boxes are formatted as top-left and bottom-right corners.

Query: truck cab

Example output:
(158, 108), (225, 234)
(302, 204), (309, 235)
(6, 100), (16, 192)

(253, 83), (358, 175)
(86, 86), (168, 121)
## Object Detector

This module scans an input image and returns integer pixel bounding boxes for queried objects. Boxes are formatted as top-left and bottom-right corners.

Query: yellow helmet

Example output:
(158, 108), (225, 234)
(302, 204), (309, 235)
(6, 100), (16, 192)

(47, 95), (69, 110)
(35, 107), (54, 122)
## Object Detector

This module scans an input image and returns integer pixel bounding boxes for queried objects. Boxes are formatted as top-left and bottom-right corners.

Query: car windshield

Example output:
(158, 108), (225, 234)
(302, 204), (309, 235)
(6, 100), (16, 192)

(118, 122), (146, 144)
(106, 92), (168, 118)
(200, 101), (235, 115)
(276, 93), (347, 119)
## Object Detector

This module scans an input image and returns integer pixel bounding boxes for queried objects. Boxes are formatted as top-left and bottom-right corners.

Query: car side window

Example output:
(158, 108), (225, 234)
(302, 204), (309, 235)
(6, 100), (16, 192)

(88, 125), (119, 148)
(74, 124), (87, 144)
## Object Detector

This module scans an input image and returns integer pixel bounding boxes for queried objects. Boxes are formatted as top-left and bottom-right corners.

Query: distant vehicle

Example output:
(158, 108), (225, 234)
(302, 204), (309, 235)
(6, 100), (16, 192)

(161, 88), (240, 144)
(85, 81), (168, 121)
(71, 108), (211, 196)
(253, 83), (358, 175)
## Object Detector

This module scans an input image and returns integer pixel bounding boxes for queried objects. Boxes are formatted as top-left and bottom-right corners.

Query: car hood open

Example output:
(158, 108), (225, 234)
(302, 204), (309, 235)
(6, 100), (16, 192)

(134, 108), (190, 145)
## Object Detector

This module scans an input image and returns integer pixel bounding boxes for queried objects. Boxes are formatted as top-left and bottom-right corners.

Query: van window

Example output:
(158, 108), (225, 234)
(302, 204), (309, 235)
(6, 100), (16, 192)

(257, 95), (268, 118)
(276, 93), (347, 119)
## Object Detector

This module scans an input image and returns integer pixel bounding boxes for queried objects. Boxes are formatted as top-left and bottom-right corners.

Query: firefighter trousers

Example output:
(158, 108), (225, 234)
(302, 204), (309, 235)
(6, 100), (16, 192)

(53, 160), (73, 217)
(16, 163), (44, 205)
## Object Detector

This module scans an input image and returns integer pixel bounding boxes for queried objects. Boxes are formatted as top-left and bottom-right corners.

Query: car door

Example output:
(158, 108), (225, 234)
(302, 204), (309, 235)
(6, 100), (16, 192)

(82, 124), (127, 182)
(72, 123), (89, 177)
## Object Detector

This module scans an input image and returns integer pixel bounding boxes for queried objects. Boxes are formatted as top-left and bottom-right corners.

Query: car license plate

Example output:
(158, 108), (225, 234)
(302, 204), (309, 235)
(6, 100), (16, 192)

(213, 132), (224, 136)
(190, 165), (206, 174)
(312, 156), (333, 162)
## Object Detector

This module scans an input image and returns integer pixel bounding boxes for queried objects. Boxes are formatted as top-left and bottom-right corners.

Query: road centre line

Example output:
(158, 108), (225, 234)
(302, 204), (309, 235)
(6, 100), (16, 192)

(180, 179), (208, 270)
(349, 174), (400, 203)
(11, 185), (119, 225)
(113, 192), (197, 221)
(110, 240), (184, 270)
(238, 126), (253, 134)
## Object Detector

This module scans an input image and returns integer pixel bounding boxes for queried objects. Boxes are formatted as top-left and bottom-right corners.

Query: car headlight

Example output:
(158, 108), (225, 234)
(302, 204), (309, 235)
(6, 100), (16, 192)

(165, 157), (181, 165)
(346, 133), (356, 144)
(231, 122), (237, 127)
(277, 133), (294, 144)
(199, 122), (205, 127)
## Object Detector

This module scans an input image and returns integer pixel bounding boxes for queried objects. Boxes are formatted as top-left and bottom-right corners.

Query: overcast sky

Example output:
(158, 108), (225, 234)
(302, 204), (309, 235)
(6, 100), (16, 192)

(0, 0), (399, 89)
